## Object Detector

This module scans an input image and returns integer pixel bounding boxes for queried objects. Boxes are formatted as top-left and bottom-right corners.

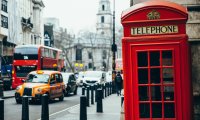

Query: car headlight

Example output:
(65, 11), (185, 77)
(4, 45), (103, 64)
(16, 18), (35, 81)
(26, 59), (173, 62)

(37, 88), (42, 93)
(16, 85), (22, 91)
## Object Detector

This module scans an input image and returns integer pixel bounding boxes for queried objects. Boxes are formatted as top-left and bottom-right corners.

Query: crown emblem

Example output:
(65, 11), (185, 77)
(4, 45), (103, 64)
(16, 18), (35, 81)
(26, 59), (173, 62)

(147, 10), (160, 20)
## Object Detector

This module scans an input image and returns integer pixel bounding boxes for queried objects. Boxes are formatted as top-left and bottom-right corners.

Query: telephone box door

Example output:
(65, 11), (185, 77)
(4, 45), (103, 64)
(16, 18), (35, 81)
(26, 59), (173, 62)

(132, 43), (182, 119)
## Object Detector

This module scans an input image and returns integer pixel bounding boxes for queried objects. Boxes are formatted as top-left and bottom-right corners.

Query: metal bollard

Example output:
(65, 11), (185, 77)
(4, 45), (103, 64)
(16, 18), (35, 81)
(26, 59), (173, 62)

(104, 84), (107, 98)
(121, 96), (124, 107)
(82, 87), (85, 95)
(80, 96), (87, 120)
(41, 94), (49, 120)
(110, 82), (113, 94)
(102, 84), (104, 99)
(107, 83), (110, 96)
(0, 80), (4, 98)
(94, 85), (97, 102)
(96, 89), (103, 113)
(0, 99), (4, 120)
(91, 86), (94, 105)
(22, 96), (29, 120)
(86, 86), (90, 107)
(110, 82), (112, 95)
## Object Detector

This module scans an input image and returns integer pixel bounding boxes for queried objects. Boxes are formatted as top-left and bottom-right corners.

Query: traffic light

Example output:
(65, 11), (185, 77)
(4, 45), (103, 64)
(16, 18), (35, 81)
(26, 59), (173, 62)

(111, 44), (117, 52)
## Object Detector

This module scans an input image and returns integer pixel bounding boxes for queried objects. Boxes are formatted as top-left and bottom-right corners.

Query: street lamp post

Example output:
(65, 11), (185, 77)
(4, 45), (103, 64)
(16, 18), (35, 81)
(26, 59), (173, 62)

(112, 0), (117, 72)
(111, 0), (117, 93)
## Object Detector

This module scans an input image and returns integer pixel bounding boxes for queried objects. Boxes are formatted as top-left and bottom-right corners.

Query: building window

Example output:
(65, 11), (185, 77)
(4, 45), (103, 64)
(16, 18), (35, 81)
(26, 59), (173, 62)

(88, 52), (93, 59)
(1, 0), (7, 12)
(102, 50), (107, 59)
(102, 5), (105, 11)
(88, 63), (93, 69)
(76, 48), (82, 61)
(101, 16), (104, 23)
(1, 15), (8, 28)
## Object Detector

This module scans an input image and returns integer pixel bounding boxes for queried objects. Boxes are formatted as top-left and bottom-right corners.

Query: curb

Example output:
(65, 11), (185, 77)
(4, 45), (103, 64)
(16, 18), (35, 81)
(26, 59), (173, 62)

(1, 96), (15, 99)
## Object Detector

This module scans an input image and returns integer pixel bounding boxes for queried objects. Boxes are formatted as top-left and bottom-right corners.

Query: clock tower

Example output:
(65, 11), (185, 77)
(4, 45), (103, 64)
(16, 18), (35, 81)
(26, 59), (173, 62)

(96, 0), (112, 43)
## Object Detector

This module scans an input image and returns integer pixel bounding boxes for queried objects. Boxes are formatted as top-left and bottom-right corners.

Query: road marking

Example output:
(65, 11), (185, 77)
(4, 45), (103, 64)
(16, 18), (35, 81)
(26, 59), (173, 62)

(37, 104), (80, 120)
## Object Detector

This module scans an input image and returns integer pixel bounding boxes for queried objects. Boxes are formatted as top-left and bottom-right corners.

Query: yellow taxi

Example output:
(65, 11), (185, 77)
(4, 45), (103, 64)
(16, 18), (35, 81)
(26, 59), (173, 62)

(15, 70), (65, 103)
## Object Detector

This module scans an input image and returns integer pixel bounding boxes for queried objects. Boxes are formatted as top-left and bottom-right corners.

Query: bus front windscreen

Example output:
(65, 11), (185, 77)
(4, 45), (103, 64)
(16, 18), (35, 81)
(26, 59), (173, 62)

(15, 66), (37, 77)
(14, 47), (38, 60)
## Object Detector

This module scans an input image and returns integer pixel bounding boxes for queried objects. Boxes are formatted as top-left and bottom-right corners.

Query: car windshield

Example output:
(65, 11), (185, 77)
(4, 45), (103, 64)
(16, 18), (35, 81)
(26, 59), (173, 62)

(84, 71), (102, 78)
(26, 74), (49, 83)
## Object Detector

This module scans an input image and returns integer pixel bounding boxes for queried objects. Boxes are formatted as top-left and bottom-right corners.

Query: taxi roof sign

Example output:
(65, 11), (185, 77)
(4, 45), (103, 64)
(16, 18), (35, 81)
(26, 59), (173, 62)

(36, 70), (44, 74)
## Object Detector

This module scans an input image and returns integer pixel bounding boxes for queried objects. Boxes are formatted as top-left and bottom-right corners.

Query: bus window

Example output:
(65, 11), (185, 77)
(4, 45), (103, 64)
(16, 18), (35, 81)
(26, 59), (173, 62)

(15, 66), (37, 77)
(14, 47), (38, 60)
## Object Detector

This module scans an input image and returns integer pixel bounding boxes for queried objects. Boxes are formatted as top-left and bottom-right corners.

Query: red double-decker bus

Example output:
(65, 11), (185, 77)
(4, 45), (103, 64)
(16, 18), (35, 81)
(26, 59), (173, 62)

(12, 45), (65, 89)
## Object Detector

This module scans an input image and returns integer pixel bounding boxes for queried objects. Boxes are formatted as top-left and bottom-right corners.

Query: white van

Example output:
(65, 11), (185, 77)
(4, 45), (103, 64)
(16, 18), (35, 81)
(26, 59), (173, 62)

(81, 71), (106, 86)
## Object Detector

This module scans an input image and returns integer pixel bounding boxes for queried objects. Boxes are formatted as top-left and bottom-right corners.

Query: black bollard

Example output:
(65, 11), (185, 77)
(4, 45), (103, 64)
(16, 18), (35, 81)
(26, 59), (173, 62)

(91, 86), (94, 105)
(104, 84), (107, 98)
(112, 81), (115, 94)
(121, 96), (124, 107)
(86, 86), (90, 107)
(108, 83), (110, 96)
(41, 94), (49, 120)
(102, 84), (104, 99)
(0, 99), (4, 120)
(0, 81), (4, 98)
(22, 96), (29, 120)
(82, 87), (85, 95)
(96, 89), (103, 113)
(110, 82), (112, 95)
(94, 85), (97, 102)
(110, 82), (113, 94)
(80, 96), (87, 120)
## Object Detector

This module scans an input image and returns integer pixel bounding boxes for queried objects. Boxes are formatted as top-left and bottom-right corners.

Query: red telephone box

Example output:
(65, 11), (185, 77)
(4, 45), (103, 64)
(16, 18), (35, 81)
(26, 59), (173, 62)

(121, 1), (193, 120)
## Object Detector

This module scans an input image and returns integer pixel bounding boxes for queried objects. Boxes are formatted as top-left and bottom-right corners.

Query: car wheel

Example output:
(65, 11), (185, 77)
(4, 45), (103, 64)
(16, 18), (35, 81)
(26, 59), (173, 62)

(59, 92), (64, 101)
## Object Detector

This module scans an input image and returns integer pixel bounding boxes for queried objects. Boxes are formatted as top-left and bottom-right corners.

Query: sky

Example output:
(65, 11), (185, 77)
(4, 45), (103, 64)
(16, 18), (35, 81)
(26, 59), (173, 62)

(43, 0), (130, 35)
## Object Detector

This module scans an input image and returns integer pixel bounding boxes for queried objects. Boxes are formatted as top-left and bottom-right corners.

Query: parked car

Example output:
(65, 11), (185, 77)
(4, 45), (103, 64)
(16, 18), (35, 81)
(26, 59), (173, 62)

(15, 70), (65, 103)
(61, 72), (78, 96)
(76, 71), (86, 87)
(81, 71), (106, 86)
(106, 71), (112, 82)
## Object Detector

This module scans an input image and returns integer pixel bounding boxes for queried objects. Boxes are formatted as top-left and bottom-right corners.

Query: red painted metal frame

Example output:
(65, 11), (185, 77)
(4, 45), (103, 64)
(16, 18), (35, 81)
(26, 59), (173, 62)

(121, 1), (193, 120)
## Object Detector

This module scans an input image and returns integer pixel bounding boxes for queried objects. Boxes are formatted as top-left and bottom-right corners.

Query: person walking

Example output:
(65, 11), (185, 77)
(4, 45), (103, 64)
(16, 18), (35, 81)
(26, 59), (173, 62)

(115, 71), (123, 96)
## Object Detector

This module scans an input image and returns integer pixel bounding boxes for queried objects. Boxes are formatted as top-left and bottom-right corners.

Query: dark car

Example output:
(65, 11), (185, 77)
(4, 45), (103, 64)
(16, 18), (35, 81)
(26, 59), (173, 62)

(61, 73), (78, 96)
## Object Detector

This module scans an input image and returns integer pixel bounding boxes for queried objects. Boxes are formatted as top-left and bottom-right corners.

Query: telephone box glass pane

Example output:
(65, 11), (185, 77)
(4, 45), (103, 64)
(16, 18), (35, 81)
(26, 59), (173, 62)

(164, 86), (174, 101)
(152, 103), (162, 118)
(138, 52), (148, 67)
(162, 51), (172, 66)
(139, 86), (149, 101)
(163, 68), (174, 83)
(150, 68), (161, 83)
(151, 86), (161, 101)
(150, 51), (160, 66)
(138, 69), (148, 84)
(140, 103), (150, 118)
(164, 103), (175, 118)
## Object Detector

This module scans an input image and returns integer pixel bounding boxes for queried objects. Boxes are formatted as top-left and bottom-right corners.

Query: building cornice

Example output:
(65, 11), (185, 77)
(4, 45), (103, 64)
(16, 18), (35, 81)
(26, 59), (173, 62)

(32, 0), (45, 7)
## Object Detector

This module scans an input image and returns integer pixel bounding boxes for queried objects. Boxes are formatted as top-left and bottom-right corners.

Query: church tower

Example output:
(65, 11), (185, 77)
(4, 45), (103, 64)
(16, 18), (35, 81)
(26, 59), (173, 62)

(96, 0), (112, 44)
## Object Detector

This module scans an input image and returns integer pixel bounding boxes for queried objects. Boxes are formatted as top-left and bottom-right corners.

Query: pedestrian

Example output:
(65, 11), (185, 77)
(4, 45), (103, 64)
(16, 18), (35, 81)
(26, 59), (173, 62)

(115, 71), (123, 96)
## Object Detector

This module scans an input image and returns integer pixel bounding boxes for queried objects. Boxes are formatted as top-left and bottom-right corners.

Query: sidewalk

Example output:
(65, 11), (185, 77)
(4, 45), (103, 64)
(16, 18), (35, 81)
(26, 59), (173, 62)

(53, 94), (123, 120)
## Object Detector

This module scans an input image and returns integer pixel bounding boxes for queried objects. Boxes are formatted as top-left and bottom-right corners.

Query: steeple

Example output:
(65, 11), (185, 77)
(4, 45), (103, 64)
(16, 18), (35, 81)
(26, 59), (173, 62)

(96, 0), (112, 40)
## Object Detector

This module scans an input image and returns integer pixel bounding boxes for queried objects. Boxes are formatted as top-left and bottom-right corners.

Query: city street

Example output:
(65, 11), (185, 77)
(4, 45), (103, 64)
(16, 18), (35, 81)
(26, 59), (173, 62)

(4, 89), (81, 120)
(0, 0), (199, 120)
